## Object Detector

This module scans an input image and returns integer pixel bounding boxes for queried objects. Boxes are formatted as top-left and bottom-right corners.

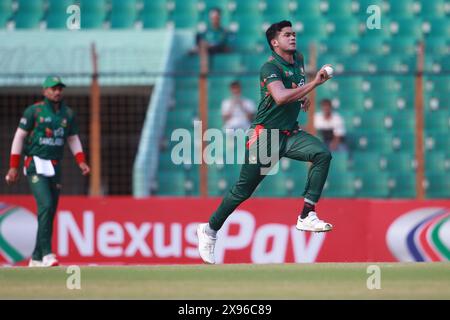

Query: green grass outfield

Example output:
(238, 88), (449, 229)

(0, 263), (449, 299)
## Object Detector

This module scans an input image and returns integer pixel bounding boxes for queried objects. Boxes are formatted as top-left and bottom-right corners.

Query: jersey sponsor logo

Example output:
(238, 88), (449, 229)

(386, 207), (450, 262)
(20, 117), (27, 125)
(39, 137), (64, 146)
(285, 70), (294, 77)
(31, 175), (39, 183)
(266, 73), (278, 79)
(54, 127), (64, 137)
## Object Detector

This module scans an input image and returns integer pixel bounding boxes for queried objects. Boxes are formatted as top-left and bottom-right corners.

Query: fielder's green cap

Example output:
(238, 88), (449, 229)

(42, 76), (66, 89)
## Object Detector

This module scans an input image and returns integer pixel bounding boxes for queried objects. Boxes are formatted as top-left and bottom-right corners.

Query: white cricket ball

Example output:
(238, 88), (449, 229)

(324, 66), (334, 77)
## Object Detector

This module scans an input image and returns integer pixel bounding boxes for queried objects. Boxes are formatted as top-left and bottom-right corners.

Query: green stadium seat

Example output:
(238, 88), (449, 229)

(178, 55), (200, 72)
(423, 18), (450, 38)
(371, 56), (410, 73)
(279, 158), (309, 176)
(321, 37), (356, 55)
(390, 18), (423, 38)
(424, 37), (449, 56)
(322, 172), (356, 198)
(171, 13), (199, 28)
(425, 110), (450, 134)
(229, 34), (264, 52)
(426, 173), (450, 199)
(110, 0), (138, 29)
(295, 17), (328, 39)
(392, 132), (415, 153)
(140, 11), (169, 29)
(363, 92), (402, 111)
(175, 87), (198, 108)
(352, 111), (389, 132)
(46, 14), (69, 29)
(142, 0), (168, 14)
(384, 152), (416, 173)
(0, 0), (12, 28)
(350, 152), (383, 173)
(263, 0), (293, 22)
(327, 18), (361, 38)
(425, 132), (450, 152)
(231, 0), (263, 14)
(387, 0), (418, 18)
(14, 13), (42, 29)
(363, 76), (400, 93)
(253, 172), (292, 197)
(156, 171), (189, 195)
(352, 132), (395, 153)
(357, 37), (387, 55)
(387, 37), (418, 55)
(241, 54), (269, 72)
(210, 54), (242, 72)
(420, 0), (448, 18)
(327, 151), (349, 175)
(325, 0), (356, 17)
(335, 91), (365, 112)
(385, 111), (416, 133)
(343, 55), (372, 73)
(294, 0), (324, 18)
(232, 13), (264, 34)
(355, 172), (390, 198)
(425, 151), (449, 175)
(389, 173), (416, 198)
(79, 0), (107, 29)
(171, 0), (199, 13)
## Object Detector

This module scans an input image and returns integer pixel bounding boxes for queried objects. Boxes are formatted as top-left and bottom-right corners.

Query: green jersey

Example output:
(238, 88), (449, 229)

(253, 51), (306, 130)
(18, 98), (79, 160)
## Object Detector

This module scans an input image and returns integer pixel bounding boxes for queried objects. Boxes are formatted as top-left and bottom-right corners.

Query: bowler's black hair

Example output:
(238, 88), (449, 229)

(230, 80), (241, 87)
(266, 20), (292, 51)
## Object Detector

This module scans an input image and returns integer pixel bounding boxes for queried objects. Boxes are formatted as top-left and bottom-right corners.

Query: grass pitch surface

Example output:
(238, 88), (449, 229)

(0, 263), (448, 299)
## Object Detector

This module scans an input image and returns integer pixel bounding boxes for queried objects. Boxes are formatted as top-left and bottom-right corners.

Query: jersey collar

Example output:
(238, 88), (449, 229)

(43, 98), (65, 114)
(271, 50), (297, 67)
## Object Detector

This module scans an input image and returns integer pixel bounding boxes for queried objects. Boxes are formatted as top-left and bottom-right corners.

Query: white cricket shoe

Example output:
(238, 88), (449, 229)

(28, 259), (43, 267)
(296, 211), (333, 232)
(197, 223), (216, 264)
(42, 253), (59, 267)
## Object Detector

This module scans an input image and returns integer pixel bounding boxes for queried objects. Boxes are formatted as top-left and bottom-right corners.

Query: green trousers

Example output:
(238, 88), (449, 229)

(209, 129), (332, 231)
(26, 162), (61, 261)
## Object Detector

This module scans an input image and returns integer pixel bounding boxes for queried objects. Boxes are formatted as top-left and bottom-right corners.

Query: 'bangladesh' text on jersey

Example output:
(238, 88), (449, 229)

(18, 98), (79, 160)
(252, 51), (306, 130)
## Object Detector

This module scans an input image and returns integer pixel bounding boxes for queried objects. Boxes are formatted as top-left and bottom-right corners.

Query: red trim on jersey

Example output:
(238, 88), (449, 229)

(246, 125), (265, 149)
(24, 156), (32, 168)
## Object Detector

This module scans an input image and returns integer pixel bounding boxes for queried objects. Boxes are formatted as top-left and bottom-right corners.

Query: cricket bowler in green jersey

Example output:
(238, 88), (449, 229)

(197, 21), (334, 264)
(5, 76), (90, 267)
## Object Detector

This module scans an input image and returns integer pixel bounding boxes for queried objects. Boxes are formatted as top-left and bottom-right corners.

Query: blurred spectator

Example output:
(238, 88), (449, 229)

(222, 81), (256, 131)
(193, 7), (231, 54)
(314, 99), (348, 152)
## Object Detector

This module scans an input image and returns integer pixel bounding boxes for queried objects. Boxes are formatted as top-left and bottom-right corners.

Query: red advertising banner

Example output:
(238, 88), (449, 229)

(0, 196), (448, 265)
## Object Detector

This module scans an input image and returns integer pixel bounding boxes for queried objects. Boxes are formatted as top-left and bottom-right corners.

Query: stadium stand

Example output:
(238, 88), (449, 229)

(0, 0), (448, 199)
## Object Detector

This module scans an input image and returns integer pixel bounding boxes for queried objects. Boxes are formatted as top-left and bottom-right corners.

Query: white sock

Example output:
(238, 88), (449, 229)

(205, 223), (217, 238)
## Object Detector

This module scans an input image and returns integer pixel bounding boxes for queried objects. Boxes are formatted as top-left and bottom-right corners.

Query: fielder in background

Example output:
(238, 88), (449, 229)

(5, 76), (90, 267)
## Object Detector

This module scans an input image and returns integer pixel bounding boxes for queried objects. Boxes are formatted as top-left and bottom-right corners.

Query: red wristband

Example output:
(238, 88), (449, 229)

(10, 154), (21, 169)
(75, 152), (86, 165)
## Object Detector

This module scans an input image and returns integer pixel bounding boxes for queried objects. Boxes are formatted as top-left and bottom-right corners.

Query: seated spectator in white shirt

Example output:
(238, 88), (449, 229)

(221, 81), (256, 131)
(314, 99), (348, 152)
